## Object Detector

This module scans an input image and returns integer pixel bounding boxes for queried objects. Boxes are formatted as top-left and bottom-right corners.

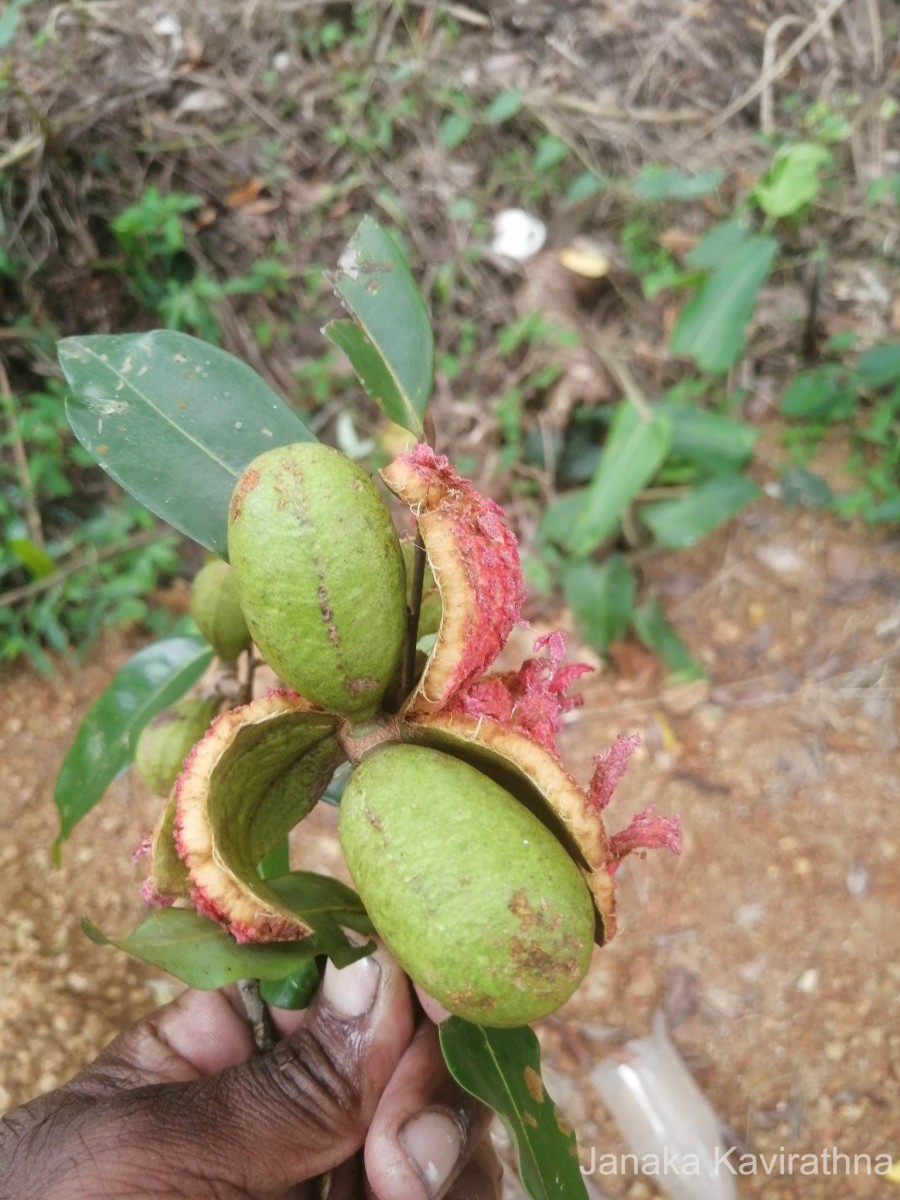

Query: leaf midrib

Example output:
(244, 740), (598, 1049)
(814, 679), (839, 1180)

(474, 1029), (549, 1198)
(79, 647), (212, 789)
(64, 342), (240, 479)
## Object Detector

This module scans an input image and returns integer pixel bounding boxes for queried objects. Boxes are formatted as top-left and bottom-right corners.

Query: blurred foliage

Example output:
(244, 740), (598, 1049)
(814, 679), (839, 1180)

(1, 3), (897, 671)
(1, 377), (180, 672)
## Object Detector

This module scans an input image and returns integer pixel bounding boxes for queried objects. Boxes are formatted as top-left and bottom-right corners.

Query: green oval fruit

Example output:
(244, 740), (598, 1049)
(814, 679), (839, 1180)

(339, 743), (594, 1026)
(135, 695), (222, 796)
(228, 444), (406, 720)
(190, 559), (252, 663)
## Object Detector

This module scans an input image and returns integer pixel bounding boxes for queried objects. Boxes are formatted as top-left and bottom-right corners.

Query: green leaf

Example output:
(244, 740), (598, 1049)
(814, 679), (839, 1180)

(565, 402), (671, 558)
(753, 142), (832, 218)
(566, 171), (609, 203)
(260, 960), (321, 1010)
(440, 112), (472, 150)
(562, 555), (635, 651)
(54, 636), (213, 853)
(781, 367), (856, 422)
(324, 320), (421, 438)
(59, 331), (315, 556)
(8, 537), (56, 579)
(662, 402), (758, 475)
(267, 871), (374, 948)
(0, 0), (33, 49)
(439, 1018), (587, 1200)
(858, 343), (900, 390)
(540, 490), (589, 548)
(671, 236), (779, 374)
(632, 165), (725, 201)
(83, 897), (371, 990)
(327, 216), (433, 438)
(685, 218), (750, 270)
(869, 493), (900, 523)
(779, 466), (833, 509)
(485, 89), (523, 124)
(641, 475), (760, 548)
(532, 135), (567, 173)
(631, 598), (704, 682)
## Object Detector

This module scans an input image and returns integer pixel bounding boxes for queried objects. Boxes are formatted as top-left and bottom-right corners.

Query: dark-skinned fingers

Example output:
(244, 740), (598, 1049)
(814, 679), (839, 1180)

(0, 948), (413, 1200)
(65, 988), (258, 1099)
(135, 947), (414, 1198)
(443, 1136), (504, 1200)
(364, 1021), (494, 1200)
(312, 1158), (364, 1200)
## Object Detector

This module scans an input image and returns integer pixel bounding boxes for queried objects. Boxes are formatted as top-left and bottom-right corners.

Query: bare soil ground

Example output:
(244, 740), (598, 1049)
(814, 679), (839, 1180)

(2, 481), (897, 1198)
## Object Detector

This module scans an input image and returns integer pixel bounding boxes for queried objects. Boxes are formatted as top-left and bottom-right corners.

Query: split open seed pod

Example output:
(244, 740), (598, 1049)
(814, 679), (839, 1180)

(149, 442), (679, 1026)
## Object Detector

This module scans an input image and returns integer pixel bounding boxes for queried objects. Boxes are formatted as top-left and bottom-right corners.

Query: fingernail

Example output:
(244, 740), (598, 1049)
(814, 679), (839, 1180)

(399, 1110), (461, 1198)
(321, 955), (380, 1018)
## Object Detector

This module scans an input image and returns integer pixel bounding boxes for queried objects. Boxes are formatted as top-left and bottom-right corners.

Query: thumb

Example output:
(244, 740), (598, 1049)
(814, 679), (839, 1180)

(146, 947), (415, 1195)
(3, 947), (414, 1200)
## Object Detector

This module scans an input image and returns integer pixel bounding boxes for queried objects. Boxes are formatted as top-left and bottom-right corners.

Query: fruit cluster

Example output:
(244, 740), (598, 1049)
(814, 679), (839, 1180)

(136, 442), (680, 1027)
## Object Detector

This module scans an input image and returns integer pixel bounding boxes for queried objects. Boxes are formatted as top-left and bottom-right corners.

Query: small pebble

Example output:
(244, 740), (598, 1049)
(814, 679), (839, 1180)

(796, 968), (819, 994)
(846, 863), (870, 897)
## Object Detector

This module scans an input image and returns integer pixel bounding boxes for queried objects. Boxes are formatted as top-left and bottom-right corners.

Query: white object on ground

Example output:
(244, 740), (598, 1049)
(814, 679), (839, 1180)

(592, 1012), (738, 1200)
(491, 208), (547, 262)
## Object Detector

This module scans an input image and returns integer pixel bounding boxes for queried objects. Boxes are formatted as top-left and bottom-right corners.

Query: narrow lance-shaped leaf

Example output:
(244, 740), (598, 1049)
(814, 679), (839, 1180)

(565, 401), (670, 559)
(59, 331), (316, 556)
(562, 554), (635, 652)
(641, 475), (760, 549)
(662, 403), (758, 476)
(326, 216), (433, 439)
(632, 165), (725, 201)
(54, 636), (213, 855)
(439, 1018), (588, 1200)
(631, 598), (704, 682)
(83, 897), (371, 991)
(539, 488), (588, 550)
(670, 236), (778, 375)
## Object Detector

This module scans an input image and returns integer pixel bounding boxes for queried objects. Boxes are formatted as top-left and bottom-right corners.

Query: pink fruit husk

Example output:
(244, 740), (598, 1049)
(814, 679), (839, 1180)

(382, 444), (526, 709)
(445, 629), (593, 754)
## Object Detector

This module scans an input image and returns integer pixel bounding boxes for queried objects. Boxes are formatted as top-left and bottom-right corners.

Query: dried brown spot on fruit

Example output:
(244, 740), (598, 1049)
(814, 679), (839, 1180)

(229, 468), (259, 522)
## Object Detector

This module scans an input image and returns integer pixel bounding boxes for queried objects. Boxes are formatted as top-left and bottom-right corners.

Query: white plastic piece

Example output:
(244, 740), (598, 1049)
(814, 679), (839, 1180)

(153, 14), (181, 38)
(491, 208), (547, 262)
(592, 1013), (738, 1200)
(334, 411), (375, 461)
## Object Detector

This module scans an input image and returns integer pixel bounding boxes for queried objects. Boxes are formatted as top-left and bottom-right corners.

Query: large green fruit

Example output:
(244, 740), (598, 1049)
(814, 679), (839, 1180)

(339, 743), (594, 1026)
(190, 559), (252, 664)
(135, 695), (221, 797)
(227, 444), (406, 721)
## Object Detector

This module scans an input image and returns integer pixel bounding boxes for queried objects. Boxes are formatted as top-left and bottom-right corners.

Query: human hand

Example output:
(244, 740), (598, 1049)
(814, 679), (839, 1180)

(0, 945), (501, 1199)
